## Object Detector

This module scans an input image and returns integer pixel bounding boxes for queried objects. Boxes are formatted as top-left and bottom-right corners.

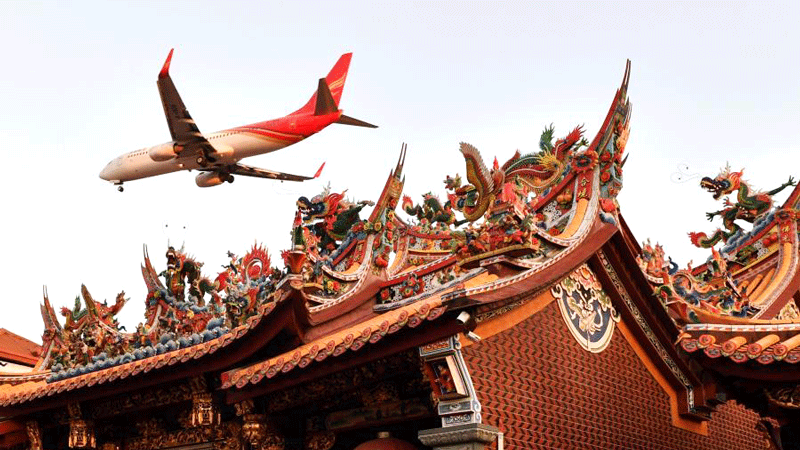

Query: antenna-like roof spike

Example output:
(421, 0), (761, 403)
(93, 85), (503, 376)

(624, 59), (631, 87)
(394, 142), (408, 178)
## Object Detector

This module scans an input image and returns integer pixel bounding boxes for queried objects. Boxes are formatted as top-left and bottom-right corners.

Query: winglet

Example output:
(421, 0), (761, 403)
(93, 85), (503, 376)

(159, 48), (174, 79)
(314, 162), (326, 178)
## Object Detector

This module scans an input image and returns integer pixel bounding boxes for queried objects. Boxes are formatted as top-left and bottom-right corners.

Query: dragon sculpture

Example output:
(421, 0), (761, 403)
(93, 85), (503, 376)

(159, 246), (218, 306)
(402, 193), (460, 229)
(142, 244), (278, 332)
(689, 166), (795, 248)
(654, 248), (755, 320)
(446, 126), (586, 222)
(296, 186), (374, 254)
(217, 244), (280, 327)
(141, 246), (223, 340)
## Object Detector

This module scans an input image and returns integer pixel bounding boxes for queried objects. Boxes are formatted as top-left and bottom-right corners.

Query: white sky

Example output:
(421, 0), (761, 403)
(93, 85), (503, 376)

(1, 1), (798, 343)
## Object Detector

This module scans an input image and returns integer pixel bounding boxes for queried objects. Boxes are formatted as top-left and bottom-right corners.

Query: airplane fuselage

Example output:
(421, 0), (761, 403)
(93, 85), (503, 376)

(99, 112), (340, 183)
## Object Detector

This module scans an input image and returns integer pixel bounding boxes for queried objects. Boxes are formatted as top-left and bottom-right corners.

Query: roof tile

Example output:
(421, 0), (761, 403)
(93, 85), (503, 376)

(681, 329), (800, 366)
(220, 297), (446, 390)
(0, 329), (41, 366)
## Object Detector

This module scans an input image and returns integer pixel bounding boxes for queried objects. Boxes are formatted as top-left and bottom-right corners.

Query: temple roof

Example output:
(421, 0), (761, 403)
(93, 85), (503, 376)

(0, 329), (40, 367)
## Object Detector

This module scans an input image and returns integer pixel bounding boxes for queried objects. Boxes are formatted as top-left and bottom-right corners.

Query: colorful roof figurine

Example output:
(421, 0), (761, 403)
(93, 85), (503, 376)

(645, 167), (800, 325)
(0, 60), (792, 449)
(635, 161), (800, 418)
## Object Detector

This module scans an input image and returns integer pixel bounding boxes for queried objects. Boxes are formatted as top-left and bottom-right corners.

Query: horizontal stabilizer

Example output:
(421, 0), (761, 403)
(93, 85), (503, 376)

(314, 78), (339, 116)
(336, 114), (378, 128)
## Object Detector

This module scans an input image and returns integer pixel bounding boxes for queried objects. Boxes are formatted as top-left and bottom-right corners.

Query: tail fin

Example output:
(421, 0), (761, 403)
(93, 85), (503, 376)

(292, 53), (352, 116)
(315, 78), (377, 127)
(314, 78), (338, 115)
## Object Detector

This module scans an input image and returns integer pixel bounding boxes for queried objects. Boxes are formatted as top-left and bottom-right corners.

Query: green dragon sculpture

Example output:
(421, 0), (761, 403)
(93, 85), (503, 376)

(689, 166), (795, 248)
(296, 187), (374, 253)
(402, 192), (461, 228)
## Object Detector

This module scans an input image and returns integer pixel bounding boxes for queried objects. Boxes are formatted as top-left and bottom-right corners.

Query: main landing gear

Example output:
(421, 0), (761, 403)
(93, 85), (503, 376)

(195, 149), (217, 168)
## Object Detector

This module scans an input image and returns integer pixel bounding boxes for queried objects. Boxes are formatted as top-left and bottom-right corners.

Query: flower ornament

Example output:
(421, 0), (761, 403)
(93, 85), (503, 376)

(573, 150), (598, 173)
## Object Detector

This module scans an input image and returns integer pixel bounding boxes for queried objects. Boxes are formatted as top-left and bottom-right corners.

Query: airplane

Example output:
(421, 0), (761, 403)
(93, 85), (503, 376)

(99, 50), (376, 191)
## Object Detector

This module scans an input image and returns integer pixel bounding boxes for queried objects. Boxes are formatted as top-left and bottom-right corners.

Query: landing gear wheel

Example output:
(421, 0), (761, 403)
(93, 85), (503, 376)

(226, 175), (235, 184)
(196, 155), (208, 167)
(117, 186), (124, 192)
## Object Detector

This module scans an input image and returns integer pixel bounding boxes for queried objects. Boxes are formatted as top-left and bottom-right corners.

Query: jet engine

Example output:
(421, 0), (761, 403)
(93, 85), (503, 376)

(195, 171), (234, 188)
(148, 143), (183, 162)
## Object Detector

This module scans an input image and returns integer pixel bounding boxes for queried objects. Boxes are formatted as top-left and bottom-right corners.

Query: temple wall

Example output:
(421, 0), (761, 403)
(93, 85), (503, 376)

(461, 301), (771, 450)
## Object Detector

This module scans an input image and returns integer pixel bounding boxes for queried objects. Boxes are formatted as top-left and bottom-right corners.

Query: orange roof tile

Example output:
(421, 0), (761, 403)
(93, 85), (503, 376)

(0, 329), (40, 366)
(679, 323), (800, 364)
(221, 297), (447, 389)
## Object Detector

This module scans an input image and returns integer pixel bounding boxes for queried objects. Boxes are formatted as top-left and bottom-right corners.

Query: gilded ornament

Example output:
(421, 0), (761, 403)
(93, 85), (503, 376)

(26, 421), (42, 450)
(68, 419), (96, 449)
(191, 392), (220, 427)
(241, 414), (267, 447)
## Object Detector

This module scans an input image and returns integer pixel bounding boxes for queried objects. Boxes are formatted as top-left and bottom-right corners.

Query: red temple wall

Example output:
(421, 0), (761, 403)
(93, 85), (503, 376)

(461, 301), (770, 450)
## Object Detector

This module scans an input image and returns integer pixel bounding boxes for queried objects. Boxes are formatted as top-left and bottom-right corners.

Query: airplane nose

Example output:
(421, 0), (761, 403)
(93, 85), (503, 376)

(99, 161), (116, 181)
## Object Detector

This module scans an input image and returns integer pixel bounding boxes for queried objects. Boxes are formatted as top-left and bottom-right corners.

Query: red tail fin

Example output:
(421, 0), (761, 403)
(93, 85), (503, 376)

(292, 53), (352, 116)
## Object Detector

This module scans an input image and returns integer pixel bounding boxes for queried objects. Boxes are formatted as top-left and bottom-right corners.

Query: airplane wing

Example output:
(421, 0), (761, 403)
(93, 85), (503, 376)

(156, 49), (220, 164)
(157, 49), (204, 143)
(216, 162), (325, 182)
